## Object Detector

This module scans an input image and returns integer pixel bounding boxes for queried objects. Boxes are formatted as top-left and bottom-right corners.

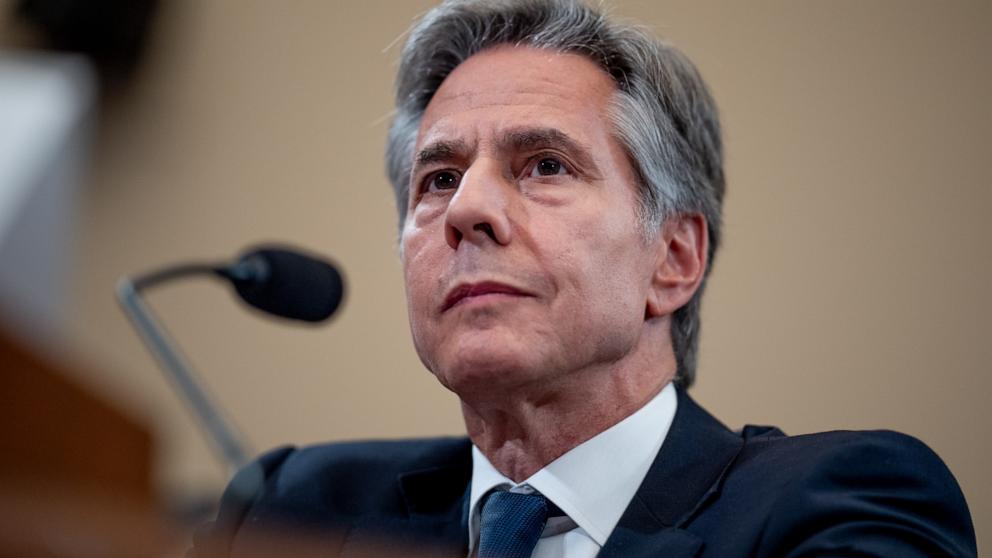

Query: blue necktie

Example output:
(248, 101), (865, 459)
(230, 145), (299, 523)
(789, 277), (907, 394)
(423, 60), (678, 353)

(477, 491), (549, 558)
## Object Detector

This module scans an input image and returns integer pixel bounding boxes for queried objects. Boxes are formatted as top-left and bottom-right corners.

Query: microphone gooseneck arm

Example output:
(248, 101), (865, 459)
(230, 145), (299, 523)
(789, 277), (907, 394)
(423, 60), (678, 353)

(117, 246), (344, 475)
(117, 262), (252, 473)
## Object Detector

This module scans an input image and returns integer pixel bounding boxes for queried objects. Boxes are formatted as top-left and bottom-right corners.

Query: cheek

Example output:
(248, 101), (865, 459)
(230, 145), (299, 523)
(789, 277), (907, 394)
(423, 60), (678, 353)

(412, 198), (447, 227)
(401, 230), (430, 304)
(564, 218), (652, 317)
(401, 224), (448, 328)
(401, 236), (444, 372)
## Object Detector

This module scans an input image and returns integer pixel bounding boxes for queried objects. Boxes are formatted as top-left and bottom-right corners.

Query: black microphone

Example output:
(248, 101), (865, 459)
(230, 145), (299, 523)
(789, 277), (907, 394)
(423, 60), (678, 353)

(116, 244), (345, 472)
(218, 247), (345, 323)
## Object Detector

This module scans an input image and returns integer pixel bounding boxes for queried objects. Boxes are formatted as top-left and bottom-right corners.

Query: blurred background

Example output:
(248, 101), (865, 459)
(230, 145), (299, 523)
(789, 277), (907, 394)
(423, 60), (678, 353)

(1, 0), (989, 555)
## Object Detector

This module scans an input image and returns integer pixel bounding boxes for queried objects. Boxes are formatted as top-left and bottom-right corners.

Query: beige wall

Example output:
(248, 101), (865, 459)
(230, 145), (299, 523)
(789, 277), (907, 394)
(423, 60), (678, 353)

(56, 0), (989, 548)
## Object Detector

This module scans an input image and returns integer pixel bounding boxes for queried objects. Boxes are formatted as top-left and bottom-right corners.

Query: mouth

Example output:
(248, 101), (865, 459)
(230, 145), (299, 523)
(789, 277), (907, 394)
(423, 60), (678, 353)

(441, 281), (534, 312)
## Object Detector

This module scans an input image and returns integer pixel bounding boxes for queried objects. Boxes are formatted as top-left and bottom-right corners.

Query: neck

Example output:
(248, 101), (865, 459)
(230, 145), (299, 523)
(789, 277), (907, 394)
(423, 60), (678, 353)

(460, 321), (676, 482)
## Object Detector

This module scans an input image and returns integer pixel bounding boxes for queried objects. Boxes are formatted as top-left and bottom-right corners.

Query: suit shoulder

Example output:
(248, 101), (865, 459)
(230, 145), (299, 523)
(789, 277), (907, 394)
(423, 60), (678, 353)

(733, 428), (968, 509)
(194, 437), (472, 557)
(274, 436), (473, 483)
(726, 429), (975, 557)
(244, 436), (471, 517)
(737, 428), (955, 485)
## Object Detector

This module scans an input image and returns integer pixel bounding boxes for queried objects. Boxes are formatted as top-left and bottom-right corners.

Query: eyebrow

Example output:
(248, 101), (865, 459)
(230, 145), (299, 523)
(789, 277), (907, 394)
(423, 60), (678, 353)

(411, 127), (600, 178)
(413, 139), (469, 174)
(498, 127), (600, 177)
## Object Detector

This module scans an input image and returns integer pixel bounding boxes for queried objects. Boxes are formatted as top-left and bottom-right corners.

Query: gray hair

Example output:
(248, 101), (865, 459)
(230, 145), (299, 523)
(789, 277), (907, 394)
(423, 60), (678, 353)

(386, 0), (725, 388)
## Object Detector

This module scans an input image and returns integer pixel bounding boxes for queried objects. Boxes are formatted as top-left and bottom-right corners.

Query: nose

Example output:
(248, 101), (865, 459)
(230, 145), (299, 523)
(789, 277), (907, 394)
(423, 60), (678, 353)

(444, 160), (513, 249)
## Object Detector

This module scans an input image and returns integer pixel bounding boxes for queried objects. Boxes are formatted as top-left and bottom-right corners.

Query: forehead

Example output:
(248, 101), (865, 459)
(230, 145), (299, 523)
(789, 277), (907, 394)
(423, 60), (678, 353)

(417, 45), (619, 150)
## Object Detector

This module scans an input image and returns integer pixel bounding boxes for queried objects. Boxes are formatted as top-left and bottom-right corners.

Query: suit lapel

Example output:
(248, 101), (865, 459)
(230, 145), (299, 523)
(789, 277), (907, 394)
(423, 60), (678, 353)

(340, 445), (472, 558)
(338, 390), (741, 558)
(599, 388), (744, 558)
(601, 525), (703, 558)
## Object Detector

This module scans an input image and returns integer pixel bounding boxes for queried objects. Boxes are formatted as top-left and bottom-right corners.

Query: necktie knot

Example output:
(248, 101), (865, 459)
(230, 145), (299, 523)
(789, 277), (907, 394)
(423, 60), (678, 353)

(477, 491), (549, 558)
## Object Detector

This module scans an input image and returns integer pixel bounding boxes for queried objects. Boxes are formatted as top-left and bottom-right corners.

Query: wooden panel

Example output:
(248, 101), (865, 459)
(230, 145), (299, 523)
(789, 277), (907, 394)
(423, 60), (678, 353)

(0, 327), (165, 556)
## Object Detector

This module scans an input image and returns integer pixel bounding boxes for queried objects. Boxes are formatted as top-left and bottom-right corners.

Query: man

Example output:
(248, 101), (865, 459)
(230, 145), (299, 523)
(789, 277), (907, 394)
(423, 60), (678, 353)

(194, 1), (976, 556)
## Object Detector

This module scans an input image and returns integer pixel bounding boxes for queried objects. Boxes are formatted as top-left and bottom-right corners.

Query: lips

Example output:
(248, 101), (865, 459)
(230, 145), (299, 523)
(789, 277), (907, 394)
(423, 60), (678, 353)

(441, 281), (533, 312)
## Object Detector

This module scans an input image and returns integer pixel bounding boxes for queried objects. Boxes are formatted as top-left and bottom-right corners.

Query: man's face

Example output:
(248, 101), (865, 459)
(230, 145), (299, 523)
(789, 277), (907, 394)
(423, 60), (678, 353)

(400, 46), (662, 398)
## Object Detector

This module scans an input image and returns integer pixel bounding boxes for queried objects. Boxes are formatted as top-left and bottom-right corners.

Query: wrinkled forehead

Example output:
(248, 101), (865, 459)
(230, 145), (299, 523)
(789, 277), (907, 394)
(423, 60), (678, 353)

(415, 45), (620, 153)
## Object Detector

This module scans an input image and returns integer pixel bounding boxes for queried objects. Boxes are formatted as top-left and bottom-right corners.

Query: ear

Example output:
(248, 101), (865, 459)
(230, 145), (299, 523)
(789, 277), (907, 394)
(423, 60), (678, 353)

(646, 213), (708, 319)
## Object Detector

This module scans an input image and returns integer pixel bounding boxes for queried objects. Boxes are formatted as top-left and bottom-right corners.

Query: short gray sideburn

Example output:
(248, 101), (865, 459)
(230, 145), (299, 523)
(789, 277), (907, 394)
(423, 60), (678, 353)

(385, 0), (725, 387)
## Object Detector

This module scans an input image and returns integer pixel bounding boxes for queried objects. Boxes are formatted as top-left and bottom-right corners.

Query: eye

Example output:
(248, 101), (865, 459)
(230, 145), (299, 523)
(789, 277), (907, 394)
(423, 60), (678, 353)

(529, 156), (568, 177)
(426, 170), (461, 192)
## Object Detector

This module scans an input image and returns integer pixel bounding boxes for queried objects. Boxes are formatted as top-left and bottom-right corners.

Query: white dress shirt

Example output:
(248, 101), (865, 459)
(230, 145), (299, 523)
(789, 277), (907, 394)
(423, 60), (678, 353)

(467, 382), (678, 558)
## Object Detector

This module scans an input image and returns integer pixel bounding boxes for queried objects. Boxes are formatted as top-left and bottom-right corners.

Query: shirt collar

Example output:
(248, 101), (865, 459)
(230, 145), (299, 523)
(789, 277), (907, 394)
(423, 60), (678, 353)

(467, 382), (678, 548)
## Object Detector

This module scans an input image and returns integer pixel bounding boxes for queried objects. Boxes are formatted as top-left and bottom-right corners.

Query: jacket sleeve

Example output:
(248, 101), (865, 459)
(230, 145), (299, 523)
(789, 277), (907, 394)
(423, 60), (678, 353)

(763, 431), (976, 557)
(188, 446), (296, 558)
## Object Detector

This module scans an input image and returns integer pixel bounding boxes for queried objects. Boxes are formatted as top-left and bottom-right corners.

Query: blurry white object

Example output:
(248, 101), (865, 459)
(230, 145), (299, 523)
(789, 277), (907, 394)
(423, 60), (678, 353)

(0, 51), (95, 347)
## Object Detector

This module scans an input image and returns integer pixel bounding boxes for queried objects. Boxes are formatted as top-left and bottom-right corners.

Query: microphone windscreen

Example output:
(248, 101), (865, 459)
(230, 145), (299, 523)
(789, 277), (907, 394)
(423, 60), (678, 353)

(231, 247), (344, 322)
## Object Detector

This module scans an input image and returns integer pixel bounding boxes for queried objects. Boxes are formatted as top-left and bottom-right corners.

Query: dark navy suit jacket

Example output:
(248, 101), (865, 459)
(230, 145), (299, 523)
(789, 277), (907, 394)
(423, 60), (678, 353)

(194, 389), (976, 557)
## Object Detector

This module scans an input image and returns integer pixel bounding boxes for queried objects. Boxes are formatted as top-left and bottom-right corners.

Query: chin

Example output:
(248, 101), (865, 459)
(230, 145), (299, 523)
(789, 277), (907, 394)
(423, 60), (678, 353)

(431, 339), (543, 396)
